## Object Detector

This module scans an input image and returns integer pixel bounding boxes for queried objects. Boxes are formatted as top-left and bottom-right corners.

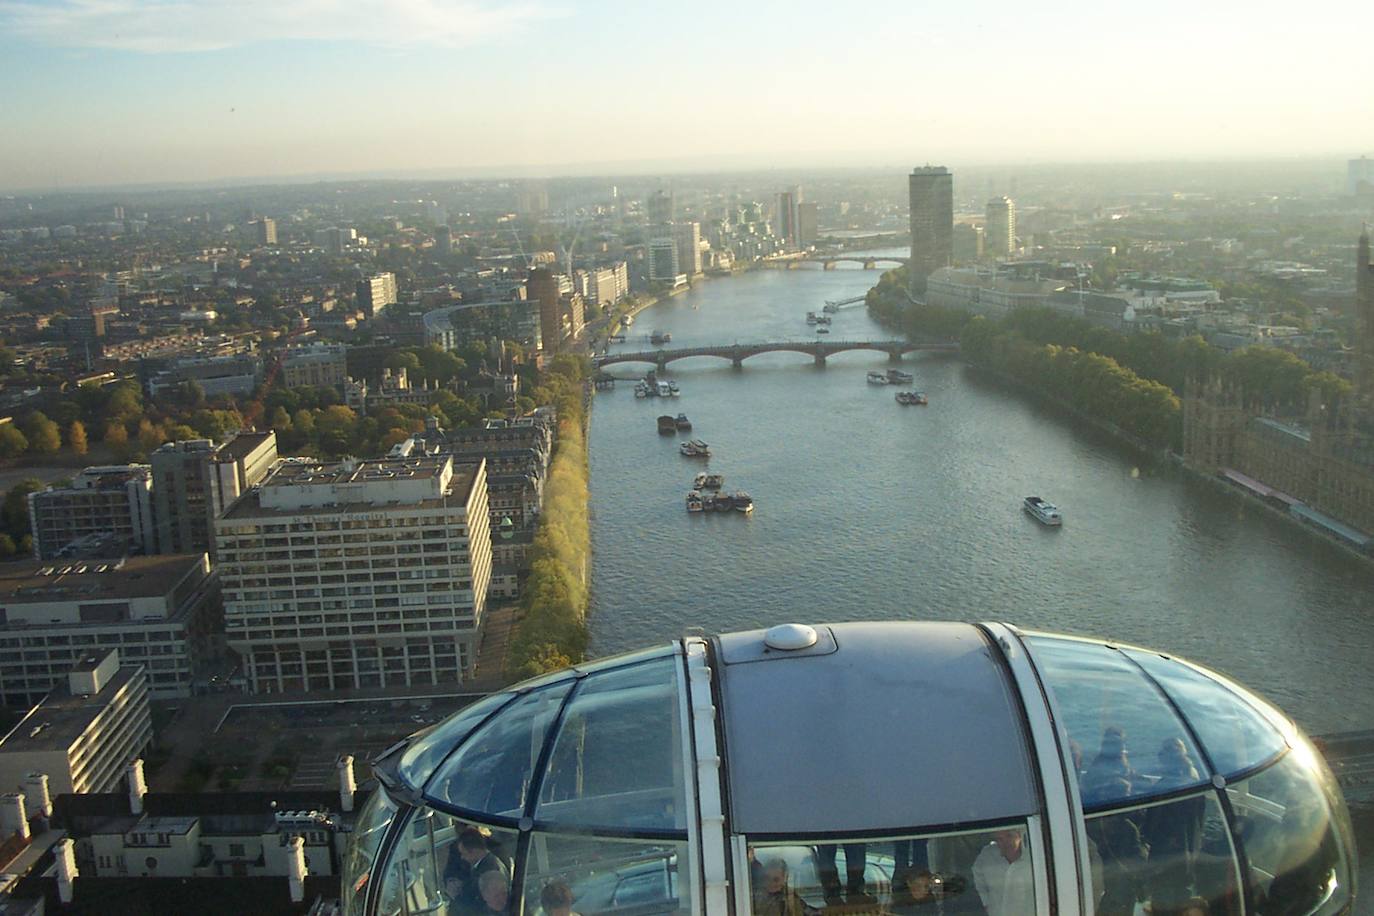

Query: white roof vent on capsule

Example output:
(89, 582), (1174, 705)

(763, 623), (818, 651)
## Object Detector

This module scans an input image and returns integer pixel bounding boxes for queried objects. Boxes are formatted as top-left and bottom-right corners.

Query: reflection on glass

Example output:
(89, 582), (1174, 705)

(375, 809), (517, 916)
(398, 692), (515, 790)
(1027, 637), (1207, 808)
(1125, 650), (1286, 778)
(537, 658), (686, 831)
(1086, 792), (1241, 916)
(427, 681), (574, 814)
(523, 833), (689, 916)
(341, 788), (399, 916)
(748, 824), (1034, 916)
(1227, 752), (1353, 915)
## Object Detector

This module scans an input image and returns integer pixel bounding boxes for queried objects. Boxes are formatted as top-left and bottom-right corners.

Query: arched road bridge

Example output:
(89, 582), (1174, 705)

(760, 254), (909, 270)
(595, 338), (958, 370)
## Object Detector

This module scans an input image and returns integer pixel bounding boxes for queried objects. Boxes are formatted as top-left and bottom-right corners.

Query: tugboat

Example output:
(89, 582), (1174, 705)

(733, 491), (754, 514)
(806, 311), (819, 324)
(668, 380), (680, 397)
(867, 371), (890, 385)
(657, 415), (676, 435)
(686, 491), (704, 513)
(887, 368), (914, 384)
(816, 314), (832, 325)
(676, 413), (692, 431)
(1023, 496), (1063, 527)
(895, 391), (928, 406)
(816, 326), (830, 334)
(693, 472), (709, 489)
(634, 381), (649, 398)
(650, 330), (672, 345)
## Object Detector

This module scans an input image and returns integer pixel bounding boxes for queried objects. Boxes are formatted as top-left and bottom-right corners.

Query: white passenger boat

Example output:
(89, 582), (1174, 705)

(657, 381), (672, 397)
(867, 371), (889, 385)
(1023, 496), (1063, 527)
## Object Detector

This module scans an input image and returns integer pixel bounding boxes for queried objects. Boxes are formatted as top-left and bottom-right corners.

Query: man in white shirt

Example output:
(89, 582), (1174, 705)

(972, 829), (1036, 916)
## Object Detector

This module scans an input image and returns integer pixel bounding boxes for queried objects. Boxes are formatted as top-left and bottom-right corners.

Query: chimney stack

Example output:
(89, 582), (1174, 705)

(337, 755), (356, 813)
(55, 838), (78, 904)
(23, 772), (51, 819)
(128, 759), (147, 814)
(286, 835), (307, 903)
(1, 793), (28, 841)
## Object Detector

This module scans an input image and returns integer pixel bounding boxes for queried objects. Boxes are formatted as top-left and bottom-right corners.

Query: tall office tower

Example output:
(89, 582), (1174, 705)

(356, 272), (398, 318)
(908, 167), (954, 294)
(985, 196), (1017, 258)
(425, 200), (448, 226)
(647, 189), (675, 227)
(648, 237), (680, 281)
(256, 218), (277, 246)
(1349, 157), (1374, 196)
(215, 455), (492, 693)
(797, 202), (819, 247)
(315, 226), (347, 255)
(435, 225), (452, 254)
(775, 187), (801, 250)
(674, 221), (702, 276)
(151, 432), (278, 557)
(112, 205), (125, 221)
(528, 267), (563, 353)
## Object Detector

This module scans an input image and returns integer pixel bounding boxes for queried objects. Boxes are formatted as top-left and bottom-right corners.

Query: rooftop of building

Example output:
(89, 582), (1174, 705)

(9, 868), (341, 916)
(213, 430), (276, 463)
(221, 457), (479, 520)
(0, 554), (205, 604)
(0, 664), (142, 754)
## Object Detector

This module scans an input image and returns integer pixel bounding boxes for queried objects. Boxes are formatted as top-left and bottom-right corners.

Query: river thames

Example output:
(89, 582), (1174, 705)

(586, 263), (1374, 736)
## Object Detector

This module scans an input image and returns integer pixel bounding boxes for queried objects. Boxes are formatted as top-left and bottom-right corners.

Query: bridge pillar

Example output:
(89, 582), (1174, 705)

(814, 351), (826, 367)
(656, 355), (668, 372)
(823, 261), (836, 271)
(888, 349), (903, 363)
(864, 259), (877, 270)
(731, 357), (743, 369)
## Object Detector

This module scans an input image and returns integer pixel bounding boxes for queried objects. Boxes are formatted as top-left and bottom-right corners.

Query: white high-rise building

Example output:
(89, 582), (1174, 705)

(1348, 156), (1374, 195)
(985, 196), (1016, 258)
(215, 455), (492, 693)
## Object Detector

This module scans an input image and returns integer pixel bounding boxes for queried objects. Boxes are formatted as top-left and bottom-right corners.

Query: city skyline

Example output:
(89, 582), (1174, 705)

(2, 0), (1373, 191)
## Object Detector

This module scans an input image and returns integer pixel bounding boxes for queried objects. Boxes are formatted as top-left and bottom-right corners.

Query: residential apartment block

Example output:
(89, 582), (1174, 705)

(28, 465), (156, 560)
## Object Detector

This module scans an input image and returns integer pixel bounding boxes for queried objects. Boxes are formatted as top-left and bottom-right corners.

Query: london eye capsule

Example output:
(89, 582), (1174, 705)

(341, 622), (1357, 915)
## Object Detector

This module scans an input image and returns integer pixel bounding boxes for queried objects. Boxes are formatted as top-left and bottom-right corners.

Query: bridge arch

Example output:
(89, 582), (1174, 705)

(594, 339), (959, 370)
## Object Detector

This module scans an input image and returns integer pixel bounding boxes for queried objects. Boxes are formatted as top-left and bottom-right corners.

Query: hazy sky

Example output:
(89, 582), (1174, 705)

(1, 0), (1371, 191)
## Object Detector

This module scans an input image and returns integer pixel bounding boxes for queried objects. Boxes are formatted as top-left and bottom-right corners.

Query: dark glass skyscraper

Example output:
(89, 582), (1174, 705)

(908, 166), (953, 294)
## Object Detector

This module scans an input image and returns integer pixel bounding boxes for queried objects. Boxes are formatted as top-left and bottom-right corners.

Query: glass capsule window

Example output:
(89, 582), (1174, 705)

(375, 810), (518, 916)
(523, 834), (691, 916)
(536, 657), (686, 831)
(397, 691), (516, 791)
(1026, 637), (1209, 809)
(1123, 650), (1287, 778)
(747, 822), (1041, 916)
(1085, 790), (1241, 916)
(1225, 750), (1355, 914)
(426, 681), (575, 816)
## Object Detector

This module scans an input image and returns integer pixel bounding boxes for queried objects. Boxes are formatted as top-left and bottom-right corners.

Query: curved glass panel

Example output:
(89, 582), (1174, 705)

(523, 833), (690, 916)
(1086, 791), (1241, 916)
(1125, 650), (1287, 778)
(341, 787), (400, 916)
(376, 808), (517, 916)
(1026, 637), (1208, 808)
(426, 680), (574, 815)
(1227, 751), (1355, 915)
(747, 822), (1040, 915)
(536, 657), (686, 831)
(397, 692), (517, 791)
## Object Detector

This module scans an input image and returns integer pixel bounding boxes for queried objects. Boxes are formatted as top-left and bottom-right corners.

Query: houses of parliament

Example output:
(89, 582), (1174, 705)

(1183, 231), (1374, 547)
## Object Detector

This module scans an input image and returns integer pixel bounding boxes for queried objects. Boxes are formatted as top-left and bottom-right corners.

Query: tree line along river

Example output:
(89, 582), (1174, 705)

(586, 262), (1374, 737)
